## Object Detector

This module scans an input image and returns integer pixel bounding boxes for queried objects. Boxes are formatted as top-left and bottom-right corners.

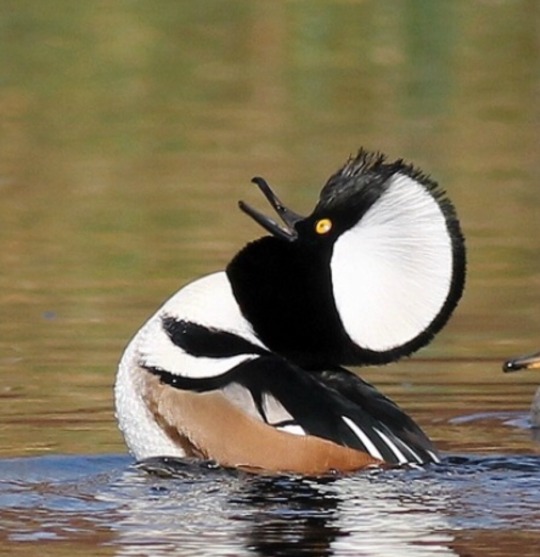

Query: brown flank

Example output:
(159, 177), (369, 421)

(142, 372), (382, 475)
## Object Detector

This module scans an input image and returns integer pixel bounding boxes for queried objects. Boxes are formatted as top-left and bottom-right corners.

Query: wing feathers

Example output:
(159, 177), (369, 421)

(143, 372), (380, 474)
(145, 354), (437, 466)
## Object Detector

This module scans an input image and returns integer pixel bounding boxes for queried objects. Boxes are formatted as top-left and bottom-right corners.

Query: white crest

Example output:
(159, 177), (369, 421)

(330, 173), (453, 352)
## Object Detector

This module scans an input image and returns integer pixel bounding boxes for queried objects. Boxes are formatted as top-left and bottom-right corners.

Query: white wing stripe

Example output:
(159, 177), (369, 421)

(277, 424), (306, 436)
(382, 432), (424, 464)
(373, 427), (408, 464)
(342, 416), (384, 460)
(389, 434), (425, 464)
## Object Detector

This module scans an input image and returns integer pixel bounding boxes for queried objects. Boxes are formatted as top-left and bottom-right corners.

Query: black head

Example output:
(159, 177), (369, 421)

(227, 149), (466, 369)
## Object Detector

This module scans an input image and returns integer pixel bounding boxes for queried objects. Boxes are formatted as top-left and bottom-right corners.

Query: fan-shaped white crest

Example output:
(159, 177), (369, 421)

(330, 173), (453, 352)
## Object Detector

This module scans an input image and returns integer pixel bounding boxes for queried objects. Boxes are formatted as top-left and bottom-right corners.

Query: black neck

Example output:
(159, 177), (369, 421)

(227, 237), (347, 368)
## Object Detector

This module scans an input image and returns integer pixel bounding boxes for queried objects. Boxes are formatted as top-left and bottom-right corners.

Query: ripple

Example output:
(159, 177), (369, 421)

(1, 453), (540, 556)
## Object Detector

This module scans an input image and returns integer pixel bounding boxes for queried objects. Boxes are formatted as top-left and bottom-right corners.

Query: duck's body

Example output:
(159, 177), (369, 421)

(115, 150), (466, 474)
(116, 274), (438, 473)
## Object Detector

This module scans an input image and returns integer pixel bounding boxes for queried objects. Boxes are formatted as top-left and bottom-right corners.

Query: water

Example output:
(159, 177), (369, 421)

(1, 1), (540, 555)
(1, 453), (540, 556)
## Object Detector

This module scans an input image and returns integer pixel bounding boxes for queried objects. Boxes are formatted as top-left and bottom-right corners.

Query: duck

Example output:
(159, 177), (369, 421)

(503, 351), (540, 428)
(114, 149), (466, 475)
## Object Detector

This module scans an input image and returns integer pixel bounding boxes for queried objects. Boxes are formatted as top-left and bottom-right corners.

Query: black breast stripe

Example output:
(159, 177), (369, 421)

(144, 365), (235, 392)
(162, 317), (267, 359)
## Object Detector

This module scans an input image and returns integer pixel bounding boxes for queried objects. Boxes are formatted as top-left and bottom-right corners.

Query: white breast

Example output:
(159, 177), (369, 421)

(114, 271), (264, 459)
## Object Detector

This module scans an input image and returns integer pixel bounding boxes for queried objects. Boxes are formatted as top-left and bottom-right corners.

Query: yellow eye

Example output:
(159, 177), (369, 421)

(315, 218), (332, 235)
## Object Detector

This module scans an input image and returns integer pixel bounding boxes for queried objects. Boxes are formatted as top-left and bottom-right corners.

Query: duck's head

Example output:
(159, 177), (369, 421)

(503, 351), (540, 428)
(227, 149), (466, 368)
(503, 352), (540, 373)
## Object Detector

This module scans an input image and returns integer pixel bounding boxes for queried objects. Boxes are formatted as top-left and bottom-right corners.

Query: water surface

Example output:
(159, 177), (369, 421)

(1, 454), (540, 556)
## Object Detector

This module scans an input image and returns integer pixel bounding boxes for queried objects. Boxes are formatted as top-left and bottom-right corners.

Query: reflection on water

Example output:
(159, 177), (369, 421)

(1, 0), (540, 555)
(1, 454), (540, 556)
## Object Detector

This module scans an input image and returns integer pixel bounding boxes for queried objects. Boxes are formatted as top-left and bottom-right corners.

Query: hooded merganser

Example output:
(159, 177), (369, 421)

(503, 352), (540, 428)
(115, 149), (466, 474)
